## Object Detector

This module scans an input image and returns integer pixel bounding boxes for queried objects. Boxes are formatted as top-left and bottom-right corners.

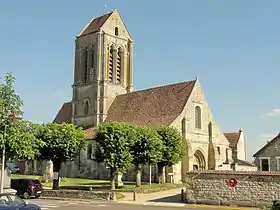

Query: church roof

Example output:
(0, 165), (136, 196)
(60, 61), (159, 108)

(78, 12), (113, 37)
(53, 80), (196, 136)
(53, 102), (72, 124)
(105, 80), (196, 127)
(224, 131), (241, 149)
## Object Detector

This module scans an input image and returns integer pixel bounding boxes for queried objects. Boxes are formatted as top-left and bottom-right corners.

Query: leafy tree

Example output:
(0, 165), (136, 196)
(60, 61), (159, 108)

(36, 123), (85, 190)
(95, 122), (135, 200)
(6, 121), (44, 160)
(130, 125), (163, 187)
(0, 73), (43, 161)
(156, 126), (185, 183)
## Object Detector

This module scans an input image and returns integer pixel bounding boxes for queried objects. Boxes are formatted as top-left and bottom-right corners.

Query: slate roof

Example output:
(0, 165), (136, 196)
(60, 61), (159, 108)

(236, 159), (256, 167)
(105, 80), (196, 127)
(224, 131), (241, 149)
(78, 12), (113, 37)
(253, 133), (280, 157)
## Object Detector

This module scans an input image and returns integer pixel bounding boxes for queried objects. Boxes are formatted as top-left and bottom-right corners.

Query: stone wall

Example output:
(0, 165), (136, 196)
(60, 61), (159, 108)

(185, 170), (280, 207)
(25, 159), (159, 183)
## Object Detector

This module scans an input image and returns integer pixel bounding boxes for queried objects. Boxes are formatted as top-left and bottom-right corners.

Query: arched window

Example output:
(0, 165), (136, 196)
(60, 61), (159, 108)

(181, 118), (186, 136)
(84, 100), (89, 115)
(208, 122), (212, 139)
(225, 148), (229, 163)
(87, 142), (93, 160)
(90, 46), (95, 69)
(195, 106), (202, 129)
(108, 45), (115, 83)
(83, 47), (88, 83)
(114, 27), (119, 36)
(116, 47), (123, 83)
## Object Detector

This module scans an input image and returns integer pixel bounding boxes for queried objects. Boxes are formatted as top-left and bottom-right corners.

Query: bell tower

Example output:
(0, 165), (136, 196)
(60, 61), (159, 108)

(71, 10), (134, 128)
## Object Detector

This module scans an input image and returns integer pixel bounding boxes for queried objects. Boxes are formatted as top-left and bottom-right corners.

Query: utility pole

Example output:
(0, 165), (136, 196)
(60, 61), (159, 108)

(149, 165), (152, 186)
(0, 124), (6, 193)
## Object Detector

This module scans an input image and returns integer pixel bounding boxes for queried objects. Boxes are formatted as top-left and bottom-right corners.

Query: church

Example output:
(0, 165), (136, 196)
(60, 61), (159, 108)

(24, 10), (256, 182)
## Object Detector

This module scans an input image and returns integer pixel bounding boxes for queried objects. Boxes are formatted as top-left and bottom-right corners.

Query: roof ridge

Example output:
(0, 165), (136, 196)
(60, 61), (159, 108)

(126, 80), (196, 95)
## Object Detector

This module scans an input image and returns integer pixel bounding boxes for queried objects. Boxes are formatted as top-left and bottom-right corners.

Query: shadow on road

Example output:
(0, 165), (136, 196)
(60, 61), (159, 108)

(148, 193), (183, 203)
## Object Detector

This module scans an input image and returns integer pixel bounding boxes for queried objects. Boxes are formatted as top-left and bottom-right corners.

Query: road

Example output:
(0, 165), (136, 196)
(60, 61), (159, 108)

(28, 199), (218, 210)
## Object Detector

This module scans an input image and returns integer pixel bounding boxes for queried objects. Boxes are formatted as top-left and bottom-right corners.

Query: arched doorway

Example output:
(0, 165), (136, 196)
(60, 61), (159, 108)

(193, 150), (206, 170)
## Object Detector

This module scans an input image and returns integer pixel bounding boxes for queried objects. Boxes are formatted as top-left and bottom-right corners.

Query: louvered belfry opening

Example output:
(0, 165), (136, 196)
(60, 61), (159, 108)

(109, 46), (114, 82)
(116, 47), (122, 83)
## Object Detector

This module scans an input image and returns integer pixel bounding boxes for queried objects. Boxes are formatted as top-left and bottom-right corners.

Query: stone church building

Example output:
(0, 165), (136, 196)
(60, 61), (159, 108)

(24, 10), (256, 183)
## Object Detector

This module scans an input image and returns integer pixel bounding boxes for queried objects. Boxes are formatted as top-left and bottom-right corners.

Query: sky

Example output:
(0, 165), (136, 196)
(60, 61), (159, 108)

(0, 0), (280, 160)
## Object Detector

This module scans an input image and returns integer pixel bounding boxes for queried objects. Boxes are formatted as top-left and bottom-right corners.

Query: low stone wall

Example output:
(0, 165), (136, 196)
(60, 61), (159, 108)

(42, 190), (125, 200)
(186, 170), (280, 207)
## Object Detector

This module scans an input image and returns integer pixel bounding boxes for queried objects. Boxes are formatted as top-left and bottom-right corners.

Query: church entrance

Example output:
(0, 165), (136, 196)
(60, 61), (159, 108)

(193, 150), (206, 170)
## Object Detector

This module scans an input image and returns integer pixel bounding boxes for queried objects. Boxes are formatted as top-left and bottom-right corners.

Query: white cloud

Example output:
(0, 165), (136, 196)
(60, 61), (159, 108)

(260, 108), (280, 119)
(267, 108), (280, 117)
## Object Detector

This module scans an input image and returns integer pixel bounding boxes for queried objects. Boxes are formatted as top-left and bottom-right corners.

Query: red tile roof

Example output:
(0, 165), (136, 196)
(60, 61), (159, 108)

(78, 12), (113, 37)
(53, 80), (196, 135)
(224, 131), (241, 148)
(105, 80), (196, 127)
(53, 102), (72, 124)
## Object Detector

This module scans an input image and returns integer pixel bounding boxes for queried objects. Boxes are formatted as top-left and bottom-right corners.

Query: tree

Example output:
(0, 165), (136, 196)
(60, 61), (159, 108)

(36, 123), (85, 190)
(156, 126), (185, 183)
(6, 121), (44, 160)
(130, 125), (163, 187)
(95, 122), (135, 200)
(0, 73), (43, 161)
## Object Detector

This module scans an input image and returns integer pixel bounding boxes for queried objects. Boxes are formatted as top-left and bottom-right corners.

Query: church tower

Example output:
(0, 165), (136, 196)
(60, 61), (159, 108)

(71, 10), (134, 128)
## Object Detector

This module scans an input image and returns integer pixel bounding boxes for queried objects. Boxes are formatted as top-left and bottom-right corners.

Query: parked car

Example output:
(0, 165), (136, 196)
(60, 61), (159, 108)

(0, 193), (40, 209)
(11, 179), (43, 199)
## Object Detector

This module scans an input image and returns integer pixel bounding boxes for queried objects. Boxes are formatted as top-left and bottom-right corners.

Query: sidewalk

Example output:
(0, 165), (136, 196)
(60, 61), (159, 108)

(116, 188), (259, 209)
(118, 188), (187, 207)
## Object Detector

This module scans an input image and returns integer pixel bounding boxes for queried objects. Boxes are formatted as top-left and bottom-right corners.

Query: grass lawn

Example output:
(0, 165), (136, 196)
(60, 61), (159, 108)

(11, 174), (184, 193)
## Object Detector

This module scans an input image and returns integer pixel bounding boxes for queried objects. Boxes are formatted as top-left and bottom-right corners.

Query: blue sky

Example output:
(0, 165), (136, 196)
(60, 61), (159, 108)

(1, 0), (279, 159)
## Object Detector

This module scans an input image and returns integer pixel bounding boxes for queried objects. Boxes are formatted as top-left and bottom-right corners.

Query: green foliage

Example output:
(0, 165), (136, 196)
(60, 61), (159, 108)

(6, 121), (45, 159)
(0, 73), (23, 126)
(157, 126), (184, 166)
(271, 201), (280, 210)
(130, 125), (163, 166)
(0, 73), (43, 160)
(37, 123), (85, 163)
(94, 122), (134, 173)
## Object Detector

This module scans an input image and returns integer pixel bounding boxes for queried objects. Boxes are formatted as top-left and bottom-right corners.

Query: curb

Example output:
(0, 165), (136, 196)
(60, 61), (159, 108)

(116, 201), (186, 208)
(39, 197), (109, 204)
(116, 201), (259, 209)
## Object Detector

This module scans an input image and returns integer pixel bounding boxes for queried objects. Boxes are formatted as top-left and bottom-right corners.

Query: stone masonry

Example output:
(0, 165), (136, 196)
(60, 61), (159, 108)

(185, 170), (280, 207)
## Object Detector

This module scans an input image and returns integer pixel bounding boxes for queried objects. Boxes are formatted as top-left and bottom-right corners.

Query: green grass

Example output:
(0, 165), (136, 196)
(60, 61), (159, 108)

(11, 174), (184, 193)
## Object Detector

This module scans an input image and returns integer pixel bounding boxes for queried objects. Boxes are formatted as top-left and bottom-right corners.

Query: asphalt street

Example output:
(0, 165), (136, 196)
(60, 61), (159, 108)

(28, 199), (225, 210)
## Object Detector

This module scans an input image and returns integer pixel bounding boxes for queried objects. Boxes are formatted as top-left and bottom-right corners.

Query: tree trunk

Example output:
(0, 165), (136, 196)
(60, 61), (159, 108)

(135, 165), (141, 187)
(157, 163), (166, 184)
(52, 159), (62, 190)
(110, 169), (116, 201)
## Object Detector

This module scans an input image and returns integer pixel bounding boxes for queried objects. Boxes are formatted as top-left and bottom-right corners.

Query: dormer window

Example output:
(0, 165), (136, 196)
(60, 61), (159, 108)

(114, 27), (119, 36)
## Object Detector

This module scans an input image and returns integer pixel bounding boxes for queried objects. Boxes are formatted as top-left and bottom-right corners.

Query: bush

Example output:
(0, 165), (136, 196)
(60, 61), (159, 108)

(271, 201), (280, 210)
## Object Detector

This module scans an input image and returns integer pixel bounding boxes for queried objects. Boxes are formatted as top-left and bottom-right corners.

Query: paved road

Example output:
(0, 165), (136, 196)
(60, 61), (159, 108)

(27, 199), (221, 210)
